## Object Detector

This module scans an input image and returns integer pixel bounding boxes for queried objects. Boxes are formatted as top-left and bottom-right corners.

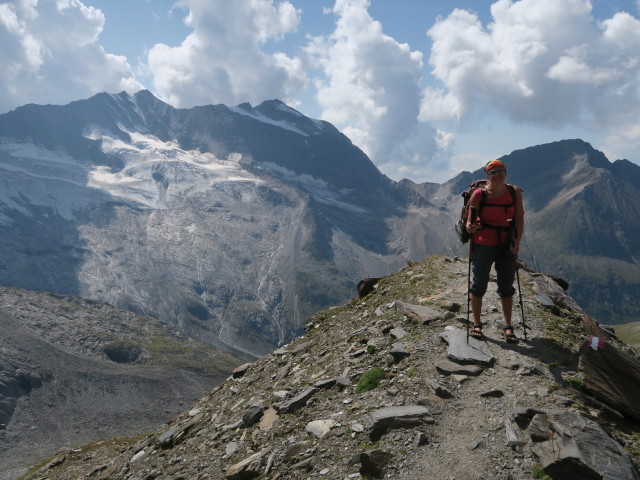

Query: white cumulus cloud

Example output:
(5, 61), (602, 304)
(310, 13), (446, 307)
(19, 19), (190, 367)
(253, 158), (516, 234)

(305, 0), (453, 182)
(145, 0), (306, 109)
(0, 0), (142, 113)
(423, 0), (640, 156)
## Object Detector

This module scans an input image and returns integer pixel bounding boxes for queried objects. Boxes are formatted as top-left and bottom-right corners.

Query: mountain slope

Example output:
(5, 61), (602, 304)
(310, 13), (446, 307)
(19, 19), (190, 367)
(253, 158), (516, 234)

(0, 91), (450, 360)
(501, 140), (640, 324)
(20, 256), (640, 480)
(2, 95), (639, 368)
(0, 286), (241, 480)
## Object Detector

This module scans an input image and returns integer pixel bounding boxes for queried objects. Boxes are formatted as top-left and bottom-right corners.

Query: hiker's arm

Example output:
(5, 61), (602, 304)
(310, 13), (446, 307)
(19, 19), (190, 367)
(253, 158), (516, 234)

(513, 187), (525, 254)
(466, 189), (482, 235)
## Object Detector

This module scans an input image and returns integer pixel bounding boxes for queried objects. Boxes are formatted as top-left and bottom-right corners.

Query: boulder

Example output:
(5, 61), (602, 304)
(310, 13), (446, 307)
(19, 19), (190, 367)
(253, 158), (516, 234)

(530, 410), (639, 480)
(578, 336), (640, 421)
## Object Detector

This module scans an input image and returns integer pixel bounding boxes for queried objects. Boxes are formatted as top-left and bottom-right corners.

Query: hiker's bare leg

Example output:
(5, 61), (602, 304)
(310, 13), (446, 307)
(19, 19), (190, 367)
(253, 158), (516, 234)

(501, 295), (513, 326)
(471, 293), (482, 325)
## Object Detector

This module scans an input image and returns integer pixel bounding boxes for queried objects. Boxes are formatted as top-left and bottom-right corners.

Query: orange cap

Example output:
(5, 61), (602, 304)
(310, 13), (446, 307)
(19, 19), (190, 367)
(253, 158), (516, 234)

(485, 160), (506, 172)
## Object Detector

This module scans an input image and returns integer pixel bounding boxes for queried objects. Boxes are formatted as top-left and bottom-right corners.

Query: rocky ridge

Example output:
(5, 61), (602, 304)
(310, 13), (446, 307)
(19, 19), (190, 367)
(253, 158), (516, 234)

(21, 256), (640, 480)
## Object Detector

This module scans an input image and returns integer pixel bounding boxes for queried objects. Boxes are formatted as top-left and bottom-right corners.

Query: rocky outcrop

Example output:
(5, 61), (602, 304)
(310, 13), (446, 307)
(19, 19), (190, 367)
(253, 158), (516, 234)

(578, 336), (640, 421)
(20, 257), (640, 480)
(529, 411), (639, 480)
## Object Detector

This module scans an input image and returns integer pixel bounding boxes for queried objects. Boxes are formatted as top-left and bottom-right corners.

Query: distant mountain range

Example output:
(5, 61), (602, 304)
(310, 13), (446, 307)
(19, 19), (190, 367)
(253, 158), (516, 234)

(1, 91), (638, 359)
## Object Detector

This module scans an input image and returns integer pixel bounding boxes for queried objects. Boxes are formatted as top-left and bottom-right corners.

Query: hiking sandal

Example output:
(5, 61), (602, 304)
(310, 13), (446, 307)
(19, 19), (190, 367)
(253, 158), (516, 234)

(503, 326), (518, 343)
(470, 324), (483, 339)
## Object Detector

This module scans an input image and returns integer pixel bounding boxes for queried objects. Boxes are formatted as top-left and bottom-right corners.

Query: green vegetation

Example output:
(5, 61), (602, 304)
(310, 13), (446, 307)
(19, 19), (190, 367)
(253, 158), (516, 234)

(146, 335), (238, 374)
(532, 464), (552, 479)
(355, 367), (386, 394)
(564, 376), (583, 390)
(610, 321), (640, 349)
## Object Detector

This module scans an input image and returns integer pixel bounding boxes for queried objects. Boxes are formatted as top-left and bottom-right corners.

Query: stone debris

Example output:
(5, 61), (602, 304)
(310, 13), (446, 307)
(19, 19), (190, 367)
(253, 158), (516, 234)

(21, 256), (640, 480)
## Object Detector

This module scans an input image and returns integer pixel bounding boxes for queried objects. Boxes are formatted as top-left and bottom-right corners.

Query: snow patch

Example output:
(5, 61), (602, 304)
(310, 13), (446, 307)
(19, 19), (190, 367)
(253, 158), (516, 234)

(260, 162), (367, 214)
(86, 129), (261, 208)
(228, 105), (323, 137)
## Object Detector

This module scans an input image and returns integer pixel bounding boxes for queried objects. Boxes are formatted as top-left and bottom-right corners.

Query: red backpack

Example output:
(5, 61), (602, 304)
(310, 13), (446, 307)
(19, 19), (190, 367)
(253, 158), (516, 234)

(455, 179), (518, 244)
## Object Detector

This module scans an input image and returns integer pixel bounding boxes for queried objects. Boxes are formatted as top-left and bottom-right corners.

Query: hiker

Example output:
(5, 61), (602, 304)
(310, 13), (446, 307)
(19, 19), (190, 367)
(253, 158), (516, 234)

(466, 160), (524, 342)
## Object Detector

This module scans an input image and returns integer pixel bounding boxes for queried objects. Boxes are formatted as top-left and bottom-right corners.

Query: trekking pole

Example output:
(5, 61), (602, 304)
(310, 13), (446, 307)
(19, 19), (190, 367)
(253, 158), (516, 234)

(466, 209), (477, 344)
(516, 264), (527, 341)
(466, 243), (471, 344)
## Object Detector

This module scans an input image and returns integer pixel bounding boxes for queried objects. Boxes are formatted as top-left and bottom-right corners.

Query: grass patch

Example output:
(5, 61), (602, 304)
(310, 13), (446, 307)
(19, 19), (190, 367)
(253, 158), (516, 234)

(355, 367), (386, 394)
(610, 321), (640, 349)
(532, 464), (552, 479)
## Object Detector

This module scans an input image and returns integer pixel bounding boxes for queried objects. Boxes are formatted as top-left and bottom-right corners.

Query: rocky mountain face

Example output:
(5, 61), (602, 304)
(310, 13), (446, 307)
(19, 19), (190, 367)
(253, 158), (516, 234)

(20, 256), (640, 480)
(0, 91), (450, 361)
(0, 286), (240, 480)
(1, 93), (639, 365)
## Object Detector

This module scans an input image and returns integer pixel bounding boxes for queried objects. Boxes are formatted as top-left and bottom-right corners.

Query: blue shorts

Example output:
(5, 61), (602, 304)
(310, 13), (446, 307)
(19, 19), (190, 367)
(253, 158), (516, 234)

(469, 243), (516, 298)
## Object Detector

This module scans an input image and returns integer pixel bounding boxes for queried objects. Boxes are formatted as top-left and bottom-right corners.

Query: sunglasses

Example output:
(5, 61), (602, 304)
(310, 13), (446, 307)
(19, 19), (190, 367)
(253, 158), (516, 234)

(487, 168), (506, 175)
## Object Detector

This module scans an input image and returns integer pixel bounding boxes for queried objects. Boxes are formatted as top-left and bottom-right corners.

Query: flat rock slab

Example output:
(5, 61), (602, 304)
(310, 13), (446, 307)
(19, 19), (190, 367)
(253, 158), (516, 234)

(435, 358), (483, 376)
(395, 302), (443, 324)
(439, 328), (495, 365)
(368, 405), (434, 430)
(275, 387), (317, 414)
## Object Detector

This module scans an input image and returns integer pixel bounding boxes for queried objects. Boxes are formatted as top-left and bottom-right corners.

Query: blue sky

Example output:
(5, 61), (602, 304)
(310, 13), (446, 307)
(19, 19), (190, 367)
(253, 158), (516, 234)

(2, 0), (640, 183)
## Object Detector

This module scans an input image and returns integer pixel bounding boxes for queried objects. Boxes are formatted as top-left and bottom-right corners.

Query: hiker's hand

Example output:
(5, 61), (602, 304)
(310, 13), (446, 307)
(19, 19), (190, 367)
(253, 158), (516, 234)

(466, 223), (478, 235)
(511, 241), (520, 255)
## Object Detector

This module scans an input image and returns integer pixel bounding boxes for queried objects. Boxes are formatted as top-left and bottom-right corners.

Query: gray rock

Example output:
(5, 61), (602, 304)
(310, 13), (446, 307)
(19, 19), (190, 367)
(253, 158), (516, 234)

(225, 447), (270, 480)
(480, 389), (504, 398)
(290, 341), (313, 354)
(425, 379), (454, 399)
(156, 413), (203, 449)
(242, 403), (265, 428)
(305, 419), (335, 438)
(579, 337), (640, 422)
(534, 295), (555, 307)
(359, 450), (394, 478)
(225, 442), (239, 457)
(313, 378), (337, 389)
(531, 410), (640, 480)
(389, 343), (410, 362)
(435, 358), (483, 376)
(439, 328), (495, 365)
(504, 420), (523, 449)
(368, 405), (434, 433)
(395, 302), (443, 324)
(336, 376), (351, 388)
(275, 387), (317, 414)
(512, 406), (546, 429)
(553, 395), (574, 406)
(389, 327), (408, 339)
(284, 441), (313, 459)
(232, 363), (252, 378)
(413, 432), (429, 447)
(528, 413), (551, 442)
